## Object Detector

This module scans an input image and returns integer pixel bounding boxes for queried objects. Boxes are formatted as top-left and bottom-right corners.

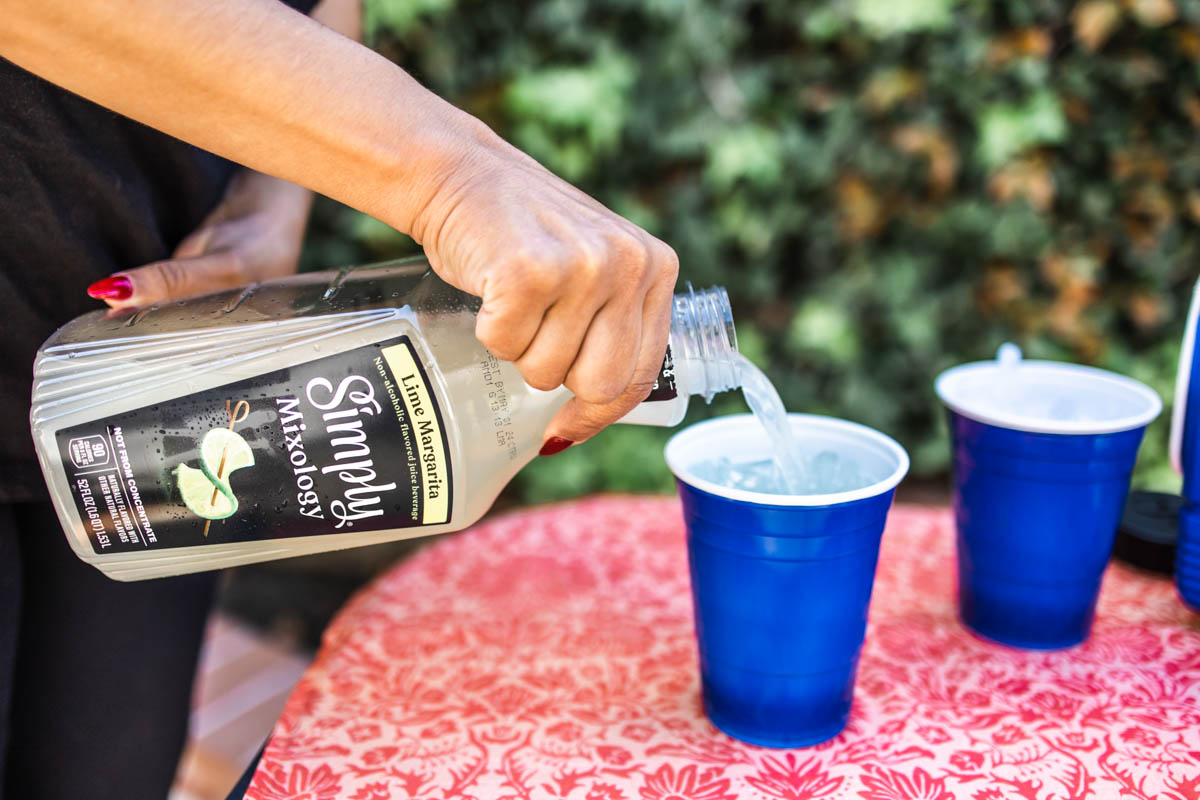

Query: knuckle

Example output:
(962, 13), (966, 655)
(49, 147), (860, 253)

(522, 367), (565, 392)
(657, 242), (680, 280)
(481, 339), (522, 363)
(642, 239), (678, 286)
(570, 244), (608, 289)
(506, 255), (564, 298)
(516, 351), (570, 392)
(626, 257), (651, 289)
(574, 387), (621, 405)
(222, 249), (249, 283)
(620, 355), (665, 401)
(474, 315), (521, 360)
(610, 233), (650, 274)
(624, 376), (659, 403)
(156, 261), (192, 299)
(477, 329), (525, 362)
(568, 369), (629, 405)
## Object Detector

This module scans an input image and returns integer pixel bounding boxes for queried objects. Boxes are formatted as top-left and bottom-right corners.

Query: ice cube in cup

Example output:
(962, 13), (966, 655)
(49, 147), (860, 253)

(692, 450), (874, 496)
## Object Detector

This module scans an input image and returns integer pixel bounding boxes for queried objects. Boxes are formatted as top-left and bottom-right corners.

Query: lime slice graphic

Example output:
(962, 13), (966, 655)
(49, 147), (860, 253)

(200, 428), (254, 477)
(175, 463), (237, 519)
(174, 427), (255, 521)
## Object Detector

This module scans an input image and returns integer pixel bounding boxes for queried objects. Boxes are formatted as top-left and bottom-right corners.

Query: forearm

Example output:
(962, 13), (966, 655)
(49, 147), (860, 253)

(0, 0), (478, 239)
(227, 0), (363, 218)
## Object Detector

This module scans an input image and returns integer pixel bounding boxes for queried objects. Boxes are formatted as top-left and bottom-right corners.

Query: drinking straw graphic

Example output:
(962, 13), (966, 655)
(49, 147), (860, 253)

(204, 399), (251, 537)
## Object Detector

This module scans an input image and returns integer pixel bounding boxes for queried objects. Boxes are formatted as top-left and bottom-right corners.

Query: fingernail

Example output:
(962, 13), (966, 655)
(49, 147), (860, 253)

(87, 275), (133, 301)
(538, 437), (574, 457)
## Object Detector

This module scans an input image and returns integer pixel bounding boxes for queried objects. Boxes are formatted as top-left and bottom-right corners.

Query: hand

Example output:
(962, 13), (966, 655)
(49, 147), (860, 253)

(411, 123), (679, 451)
(86, 168), (313, 308)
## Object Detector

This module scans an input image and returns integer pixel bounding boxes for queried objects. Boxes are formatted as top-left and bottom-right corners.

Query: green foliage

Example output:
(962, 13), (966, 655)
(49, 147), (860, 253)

(977, 91), (1067, 168)
(505, 51), (636, 180)
(851, 0), (957, 36)
(363, 0), (453, 39)
(307, 0), (1200, 502)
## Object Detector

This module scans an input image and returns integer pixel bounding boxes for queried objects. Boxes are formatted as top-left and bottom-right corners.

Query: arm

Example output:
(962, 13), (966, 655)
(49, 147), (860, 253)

(87, 0), (360, 306)
(0, 0), (678, 448)
(0, 0), (454, 234)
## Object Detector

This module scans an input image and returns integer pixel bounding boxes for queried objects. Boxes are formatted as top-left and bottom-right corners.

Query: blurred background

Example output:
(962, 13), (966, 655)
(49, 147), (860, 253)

(309, 0), (1198, 498)
(183, 1), (1200, 792)
(224, 0), (1200, 641)
(232, 0), (1200, 640)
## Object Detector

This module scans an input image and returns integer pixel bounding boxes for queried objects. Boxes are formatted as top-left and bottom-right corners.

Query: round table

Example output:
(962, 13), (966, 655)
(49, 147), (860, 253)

(244, 496), (1200, 800)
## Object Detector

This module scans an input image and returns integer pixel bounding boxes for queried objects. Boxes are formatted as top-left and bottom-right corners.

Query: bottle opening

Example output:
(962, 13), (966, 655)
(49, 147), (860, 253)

(672, 283), (739, 402)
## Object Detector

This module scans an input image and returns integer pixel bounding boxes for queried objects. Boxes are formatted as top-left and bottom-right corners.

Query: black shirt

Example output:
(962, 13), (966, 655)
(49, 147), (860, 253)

(0, 0), (318, 501)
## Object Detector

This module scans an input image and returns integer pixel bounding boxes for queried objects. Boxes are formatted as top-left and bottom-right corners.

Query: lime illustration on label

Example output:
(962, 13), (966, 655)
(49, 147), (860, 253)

(173, 400), (254, 534)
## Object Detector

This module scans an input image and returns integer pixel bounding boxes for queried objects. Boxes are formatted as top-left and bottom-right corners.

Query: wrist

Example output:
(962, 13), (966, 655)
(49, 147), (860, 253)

(376, 107), (501, 245)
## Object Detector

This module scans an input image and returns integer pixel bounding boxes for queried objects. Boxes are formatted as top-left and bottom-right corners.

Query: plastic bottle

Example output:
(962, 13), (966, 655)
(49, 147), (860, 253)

(1172, 279), (1200, 611)
(31, 257), (739, 580)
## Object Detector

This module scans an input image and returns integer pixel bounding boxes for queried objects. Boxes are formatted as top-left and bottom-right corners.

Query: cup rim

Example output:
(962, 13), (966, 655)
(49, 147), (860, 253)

(664, 413), (910, 507)
(935, 359), (1162, 436)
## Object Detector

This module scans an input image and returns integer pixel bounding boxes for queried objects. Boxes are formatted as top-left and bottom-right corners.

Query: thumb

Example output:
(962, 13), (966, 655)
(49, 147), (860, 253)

(86, 252), (243, 309)
(538, 376), (658, 454)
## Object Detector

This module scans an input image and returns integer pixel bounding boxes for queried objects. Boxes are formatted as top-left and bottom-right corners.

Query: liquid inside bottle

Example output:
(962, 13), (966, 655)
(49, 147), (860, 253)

(30, 257), (739, 580)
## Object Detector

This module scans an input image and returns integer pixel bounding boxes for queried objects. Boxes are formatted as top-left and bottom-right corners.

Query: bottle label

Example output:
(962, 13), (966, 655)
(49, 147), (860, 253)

(55, 336), (452, 554)
(644, 345), (678, 402)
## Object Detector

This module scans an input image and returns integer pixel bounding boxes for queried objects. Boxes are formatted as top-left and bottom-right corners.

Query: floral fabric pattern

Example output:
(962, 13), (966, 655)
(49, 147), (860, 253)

(246, 497), (1200, 800)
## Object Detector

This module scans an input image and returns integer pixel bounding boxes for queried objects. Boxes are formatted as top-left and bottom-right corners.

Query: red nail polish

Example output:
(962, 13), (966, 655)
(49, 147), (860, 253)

(86, 275), (133, 301)
(538, 437), (574, 457)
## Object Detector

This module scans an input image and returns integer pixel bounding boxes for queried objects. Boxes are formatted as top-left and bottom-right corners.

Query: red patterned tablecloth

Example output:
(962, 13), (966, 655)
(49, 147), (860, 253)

(245, 497), (1200, 800)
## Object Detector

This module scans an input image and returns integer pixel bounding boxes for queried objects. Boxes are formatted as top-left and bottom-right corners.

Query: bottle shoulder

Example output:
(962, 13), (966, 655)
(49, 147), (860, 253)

(38, 260), (464, 352)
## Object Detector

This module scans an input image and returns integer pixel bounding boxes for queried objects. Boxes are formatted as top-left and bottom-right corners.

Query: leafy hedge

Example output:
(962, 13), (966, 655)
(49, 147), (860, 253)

(304, 0), (1200, 501)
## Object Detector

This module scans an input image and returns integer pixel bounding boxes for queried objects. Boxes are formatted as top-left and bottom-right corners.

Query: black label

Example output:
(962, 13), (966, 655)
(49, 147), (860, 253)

(56, 336), (452, 554)
(644, 345), (678, 402)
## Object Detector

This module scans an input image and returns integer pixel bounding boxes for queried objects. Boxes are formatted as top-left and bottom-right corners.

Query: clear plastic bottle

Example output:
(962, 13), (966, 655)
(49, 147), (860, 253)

(31, 257), (739, 580)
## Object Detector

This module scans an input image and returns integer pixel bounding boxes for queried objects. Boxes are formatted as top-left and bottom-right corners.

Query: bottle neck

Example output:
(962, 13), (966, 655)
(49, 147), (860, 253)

(670, 283), (740, 402)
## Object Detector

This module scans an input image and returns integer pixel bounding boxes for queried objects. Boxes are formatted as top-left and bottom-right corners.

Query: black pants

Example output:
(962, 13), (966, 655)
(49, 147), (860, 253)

(0, 500), (216, 799)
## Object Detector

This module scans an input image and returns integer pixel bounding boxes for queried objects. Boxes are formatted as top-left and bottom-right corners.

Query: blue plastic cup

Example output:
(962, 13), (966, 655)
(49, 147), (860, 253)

(665, 413), (909, 748)
(936, 347), (1162, 650)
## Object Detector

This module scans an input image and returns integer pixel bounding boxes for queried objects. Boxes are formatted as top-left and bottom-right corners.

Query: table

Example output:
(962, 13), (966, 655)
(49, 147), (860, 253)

(243, 496), (1200, 800)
